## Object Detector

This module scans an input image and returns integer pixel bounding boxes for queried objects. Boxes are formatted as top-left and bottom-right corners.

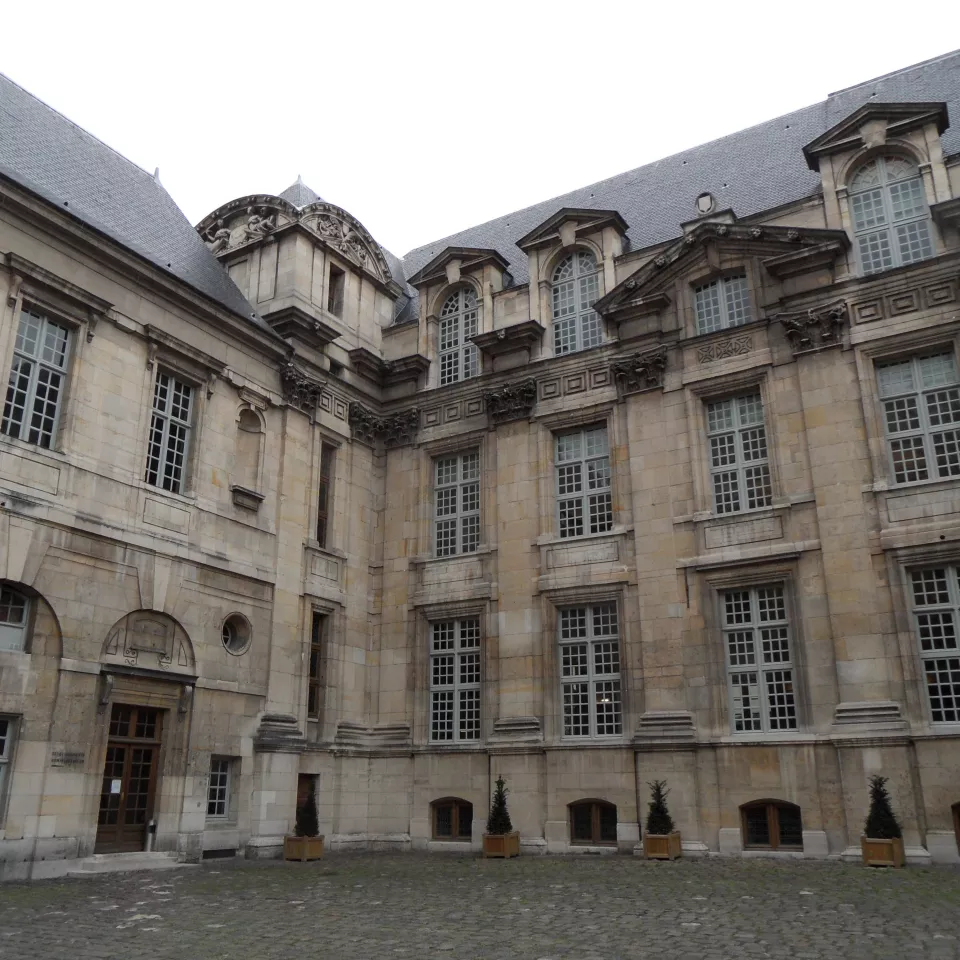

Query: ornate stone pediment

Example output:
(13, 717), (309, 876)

(280, 361), (324, 410)
(516, 207), (628, 253)
(595, 222), (849, 322)
(300, 202), (391, 282)
(482, 378), (537, 425)
(348, 403), (420, 448)
(611, 345), (667, 396)
(407, 246), (511, 288)
(775, 300), (847, 354)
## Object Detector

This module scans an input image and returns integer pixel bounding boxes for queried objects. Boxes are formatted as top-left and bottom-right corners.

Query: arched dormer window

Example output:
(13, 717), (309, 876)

(552, 251), (601, 356)
(849, 155), (933, 275)
(438, 288), (479, 386)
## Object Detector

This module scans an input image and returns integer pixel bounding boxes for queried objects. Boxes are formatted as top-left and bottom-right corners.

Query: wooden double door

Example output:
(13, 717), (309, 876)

(96, 704), (163, 853)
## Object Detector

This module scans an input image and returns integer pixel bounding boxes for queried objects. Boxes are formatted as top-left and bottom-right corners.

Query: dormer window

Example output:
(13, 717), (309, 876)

(694, 274), (751, 335)
(552, 251), (601, 355)
(439, 289), (479, 386)
(850, 156), (933, 275)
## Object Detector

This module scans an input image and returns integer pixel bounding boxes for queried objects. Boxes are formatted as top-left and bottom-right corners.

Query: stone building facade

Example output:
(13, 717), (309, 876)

(1, 52), (960, 878)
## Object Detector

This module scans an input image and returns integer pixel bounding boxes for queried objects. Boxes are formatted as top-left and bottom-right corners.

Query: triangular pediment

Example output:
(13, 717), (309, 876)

(803, 102), (948, 170)
(595, 222), (849, 318)
(407, 246), (511, 287)
(516, 207), (628, 252)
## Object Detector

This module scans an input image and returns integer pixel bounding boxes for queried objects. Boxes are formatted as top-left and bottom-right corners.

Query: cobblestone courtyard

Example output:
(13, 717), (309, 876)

(1, 853), (959, 960)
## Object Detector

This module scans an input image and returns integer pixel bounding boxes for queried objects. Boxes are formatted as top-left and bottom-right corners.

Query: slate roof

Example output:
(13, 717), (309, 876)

(0, 73), (271, 332)
(278, 176), (323, 208)
(399, 50), (960, 288)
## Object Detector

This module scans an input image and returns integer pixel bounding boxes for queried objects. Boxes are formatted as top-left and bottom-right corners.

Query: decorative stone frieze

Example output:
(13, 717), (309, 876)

(280, 361), (324, 409)
(348, 403), (420, 447)
(697, 334), (753, 363)
(778, 300), (847, 354)
(610, 345), (667, 396)
(482, 378), (537, 425)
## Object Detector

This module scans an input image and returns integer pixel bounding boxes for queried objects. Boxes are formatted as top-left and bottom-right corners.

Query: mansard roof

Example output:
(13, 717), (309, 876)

(0, 73), (269, 332)
(400, 50), (960, 285)
(278, 176), (324, 208)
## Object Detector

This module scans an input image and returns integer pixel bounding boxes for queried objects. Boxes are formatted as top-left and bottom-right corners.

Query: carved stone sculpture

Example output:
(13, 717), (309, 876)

(316, 215), (370, 266)
(611, 346), (667, 396)
(779, 301), (847, 353)
(348, 403), (420, 447)
(204, 219), (231, 254)
(244, 206), (276, 242)
(280, 361), (323, 410)
(483, 378), (537, 425)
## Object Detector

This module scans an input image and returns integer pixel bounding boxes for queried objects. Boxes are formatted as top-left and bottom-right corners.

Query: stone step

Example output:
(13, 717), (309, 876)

(71, 851), (193, 875)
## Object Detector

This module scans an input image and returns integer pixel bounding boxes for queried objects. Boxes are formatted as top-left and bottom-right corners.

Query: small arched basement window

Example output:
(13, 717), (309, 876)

(740, 799), (803, 850)
(432, 797), (473, 840)
(849, 155), (933, 275)
(569, 799), (617, 844)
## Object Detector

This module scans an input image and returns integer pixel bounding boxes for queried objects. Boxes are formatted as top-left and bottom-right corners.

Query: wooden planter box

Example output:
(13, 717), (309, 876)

(861, 835), (904, 867)
(482, 831), (520, 858)
(643, 831), (682, 860)
(284, 835), (324, 862)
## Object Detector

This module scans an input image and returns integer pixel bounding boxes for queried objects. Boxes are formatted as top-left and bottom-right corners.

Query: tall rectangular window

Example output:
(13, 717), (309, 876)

(694, 274), (752, 335)
(556, 426), (612, 539)
(145, 370), (193, 495)
(308, 613), (326, 720)
(327, 264), (345, 317)
(0, 718), (13, 810)
(706, 392), (772, 514)
(316, 443), (335, 548)
(207, 756), (231, 819)
(559, 603), (622, 738)
(430, 618), (480, 742)
(723, 585), (797, 733)
(1, 307), (71, 449)
(434, 451), (480, 557)
(908, 567), (960, 723)
(877, 353), (960, 485)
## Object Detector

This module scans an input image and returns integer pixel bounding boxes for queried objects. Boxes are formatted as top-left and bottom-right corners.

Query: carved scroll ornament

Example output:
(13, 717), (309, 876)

(281, 362), (323, 410)
(779, 300), (847, 354)
(482, 378), (537, 425)
(348, 403), (420, 448)
(610, 346), (667, 396)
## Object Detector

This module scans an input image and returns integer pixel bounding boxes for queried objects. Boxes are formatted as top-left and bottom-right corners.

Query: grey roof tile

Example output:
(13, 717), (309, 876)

(278, 176), (323, 208)
(400, 50), (960, 286)
(0, 73), (272, 333)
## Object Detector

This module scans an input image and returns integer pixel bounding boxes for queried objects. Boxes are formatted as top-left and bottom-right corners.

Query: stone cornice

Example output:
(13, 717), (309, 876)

(472, 320), (544, 358)
(931, 197), (960, 230)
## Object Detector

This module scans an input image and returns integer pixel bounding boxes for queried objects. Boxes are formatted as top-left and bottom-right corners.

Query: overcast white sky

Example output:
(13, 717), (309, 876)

(2, 3), (956, 255)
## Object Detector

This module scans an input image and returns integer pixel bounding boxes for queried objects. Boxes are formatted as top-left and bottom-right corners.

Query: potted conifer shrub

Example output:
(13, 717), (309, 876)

(284, 779), (324, 861)
(642, 779), (682, 860)
(861, 774), (904, 867)
(482, 775), (520, 858)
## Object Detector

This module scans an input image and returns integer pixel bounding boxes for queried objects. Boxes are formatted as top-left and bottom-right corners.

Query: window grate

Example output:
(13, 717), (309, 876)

(877, 354), (960, 485)
(723, 585), (796, 733)
(1, 308), (71, 449)
(430, 619), (481, 742)
(559, 604), (622, 738)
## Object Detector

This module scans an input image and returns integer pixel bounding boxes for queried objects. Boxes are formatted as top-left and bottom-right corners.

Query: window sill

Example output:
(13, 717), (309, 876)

(304, 541), (348, 560)
(411, 546), (495, 566)
(138, 479), (197, 506)
(871, 476), (960, 495)
(536, 526), (632, 548)
(691, 503), (789, 525)
(205, 818), (238, 828)
(0, 433), (67, 461)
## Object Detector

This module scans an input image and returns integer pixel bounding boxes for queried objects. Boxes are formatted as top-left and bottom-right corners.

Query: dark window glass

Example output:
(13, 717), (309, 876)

(570, 800), (617, 844)
(743, 805), (770, 846)
(432, 799), (472, 840)
(741, 801), (802, 850)
(316, 444), (335, 547)
(778, 805), (803, 848)
(328, 265), (345, 317)
(308, 614), (326, 720)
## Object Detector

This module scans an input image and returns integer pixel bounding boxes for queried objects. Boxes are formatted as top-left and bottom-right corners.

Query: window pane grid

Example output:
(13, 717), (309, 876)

(1, 308), (70, 449)
(851, 157), (933, 274)
(910, 567), (960, 722)
(556, 427), (612, 539)
(430, 618), (481, 742)
(144, 371), (193, 494)
(695, 274), (752, 335)
(552, 251), (601, 354)
(559, 603), (622, 738)
(434, 451), (480, 556)
(723, 586), (796, 733)
(207, 757), (230, 818)
(439, 289), (480, 385)
(706, 392), (772, 514)
(878, 354), (959, 485)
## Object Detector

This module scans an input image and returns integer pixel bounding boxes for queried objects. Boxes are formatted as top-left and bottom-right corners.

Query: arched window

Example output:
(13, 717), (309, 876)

(432, 797), (473, 840)
(569, 799), (617, 844)
(438, 289), (479, 386)
(849, 155), (933, 275)
(740, 800), (802, 850)
(552, 251), (601, 355)
(234, 408), (262, 492)
(0, 586), (29, 652)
